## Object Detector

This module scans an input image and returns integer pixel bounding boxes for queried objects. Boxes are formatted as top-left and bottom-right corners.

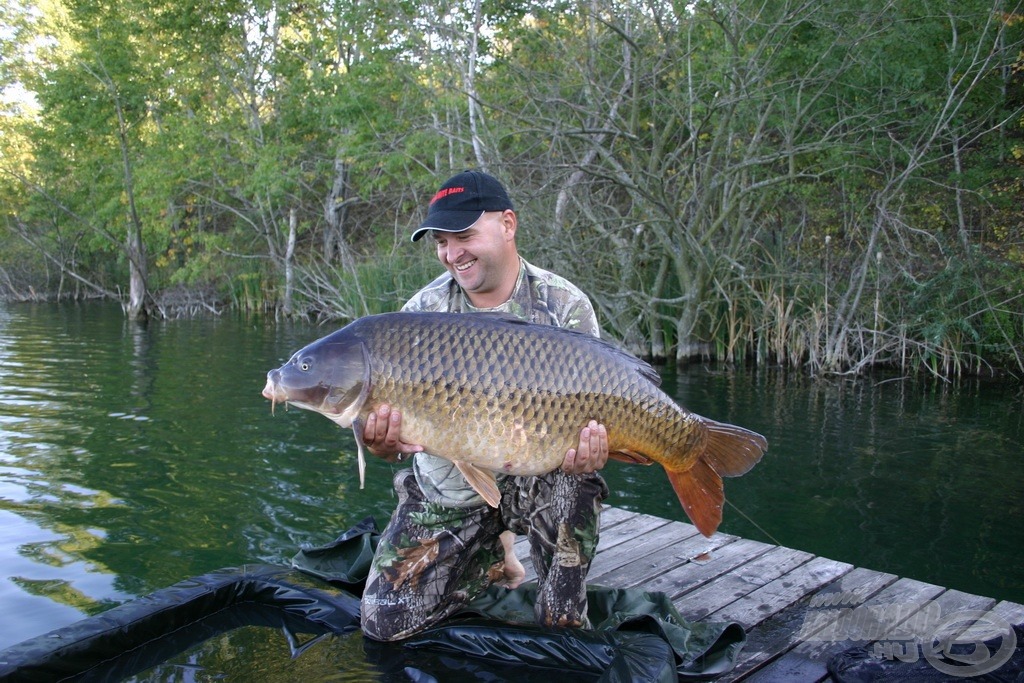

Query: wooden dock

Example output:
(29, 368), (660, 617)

(514, 506), (1024, 681)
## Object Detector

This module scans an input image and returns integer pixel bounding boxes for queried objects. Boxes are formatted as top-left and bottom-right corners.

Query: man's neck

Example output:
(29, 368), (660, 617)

(465, 257), (523, 309)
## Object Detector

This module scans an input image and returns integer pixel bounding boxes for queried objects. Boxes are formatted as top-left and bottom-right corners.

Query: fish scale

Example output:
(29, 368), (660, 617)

(263, 311), (767, 537)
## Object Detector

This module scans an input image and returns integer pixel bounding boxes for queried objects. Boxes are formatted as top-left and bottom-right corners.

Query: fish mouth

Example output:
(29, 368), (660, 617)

(262, 377), (288, 414)
(262, 377), (287, 402)
(262, 376), (337, 418)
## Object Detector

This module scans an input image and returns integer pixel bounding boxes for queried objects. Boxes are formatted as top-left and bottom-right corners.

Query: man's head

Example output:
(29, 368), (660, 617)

(411, 170), (515, 242)
(413, 170), (520, 308)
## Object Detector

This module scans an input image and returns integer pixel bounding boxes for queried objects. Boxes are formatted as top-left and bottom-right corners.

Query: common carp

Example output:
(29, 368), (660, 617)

(262, 312), (766, 537)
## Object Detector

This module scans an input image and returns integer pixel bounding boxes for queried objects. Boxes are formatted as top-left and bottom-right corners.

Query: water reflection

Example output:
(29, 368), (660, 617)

(0, 302), (1022, 657)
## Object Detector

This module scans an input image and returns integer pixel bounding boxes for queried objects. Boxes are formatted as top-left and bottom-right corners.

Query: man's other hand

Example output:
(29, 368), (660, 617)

(561, 420), (608, 474)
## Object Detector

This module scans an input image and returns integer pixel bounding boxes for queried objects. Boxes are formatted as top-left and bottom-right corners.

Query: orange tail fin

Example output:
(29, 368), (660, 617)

(666, 459), (724, 537)
(666, 419), (768, 537)
(701, 419), (767, 477)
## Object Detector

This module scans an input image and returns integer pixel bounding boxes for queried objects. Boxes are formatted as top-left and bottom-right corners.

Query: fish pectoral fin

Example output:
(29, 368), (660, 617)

(609, 449), (655, 465)
(665, 458), (724, 538)
(454, 462), (501, 508)
(350, 418), (367, 490)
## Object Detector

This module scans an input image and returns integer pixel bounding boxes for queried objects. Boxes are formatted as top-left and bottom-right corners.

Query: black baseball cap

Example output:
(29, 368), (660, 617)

(411, 170), (515, 241)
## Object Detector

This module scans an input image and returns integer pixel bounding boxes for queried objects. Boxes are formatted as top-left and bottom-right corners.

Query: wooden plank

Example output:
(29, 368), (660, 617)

(719, 566), (898, 682)
(498, 505), (1021, 683)
(606, 536), (770, 593)
(512, 507), (668, 583)
(598, 505), (640, 529)
(587, 520), (700, 583)
(991, 600), (1024, 626)
(675, 546), (814, 621)
(741, 577), (947, 682)
(595, 510), (671, 553)
(710, 556), (853, 628)
(941, 598), (1024, 660)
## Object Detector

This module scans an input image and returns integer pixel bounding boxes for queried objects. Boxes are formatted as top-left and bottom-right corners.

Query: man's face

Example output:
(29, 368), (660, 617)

(432, 210), (517, 305)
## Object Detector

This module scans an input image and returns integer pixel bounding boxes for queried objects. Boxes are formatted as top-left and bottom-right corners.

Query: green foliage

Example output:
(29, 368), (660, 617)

(898, 250), (1024, 373)
(1, 0), (1023, 377)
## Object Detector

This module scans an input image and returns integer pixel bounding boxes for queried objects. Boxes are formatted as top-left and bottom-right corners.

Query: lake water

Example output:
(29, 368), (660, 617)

(1, 301), (1022, 660)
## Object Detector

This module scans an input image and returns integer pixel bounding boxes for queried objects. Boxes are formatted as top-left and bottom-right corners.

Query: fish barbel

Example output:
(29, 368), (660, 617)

(261, 312), (767, 537)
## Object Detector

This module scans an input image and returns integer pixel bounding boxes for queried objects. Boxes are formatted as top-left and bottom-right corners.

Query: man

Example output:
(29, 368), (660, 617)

(360, 169), (610, 641)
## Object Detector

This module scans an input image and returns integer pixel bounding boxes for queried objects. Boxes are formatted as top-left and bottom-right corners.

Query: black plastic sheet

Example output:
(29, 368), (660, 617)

(0, 517), (746, 682)
(0, 564), (360, 682)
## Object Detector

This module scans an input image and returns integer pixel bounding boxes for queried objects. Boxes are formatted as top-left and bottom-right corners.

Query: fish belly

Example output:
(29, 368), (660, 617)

(391, 402), (572, 475)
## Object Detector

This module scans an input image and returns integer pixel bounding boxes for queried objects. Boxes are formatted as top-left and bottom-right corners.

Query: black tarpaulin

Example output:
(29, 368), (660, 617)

(0, 516), (746, 682)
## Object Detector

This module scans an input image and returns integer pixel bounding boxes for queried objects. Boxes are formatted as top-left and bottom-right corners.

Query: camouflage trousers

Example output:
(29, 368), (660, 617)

(361, 467), (608, 641)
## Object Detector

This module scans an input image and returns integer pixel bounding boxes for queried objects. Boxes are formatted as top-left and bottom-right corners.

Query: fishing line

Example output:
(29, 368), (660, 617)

(724, 500), (783, 546)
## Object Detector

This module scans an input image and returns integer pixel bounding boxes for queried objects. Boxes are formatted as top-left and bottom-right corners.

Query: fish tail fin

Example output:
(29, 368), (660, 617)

(666, 419), (767, 537)
(701, 419), (767, 477)
(666, 459), (723, 538)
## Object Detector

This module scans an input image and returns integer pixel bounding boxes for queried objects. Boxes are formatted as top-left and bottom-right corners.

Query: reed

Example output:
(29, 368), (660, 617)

(292, 248), (439, 321)
(228, 271), (273, 314)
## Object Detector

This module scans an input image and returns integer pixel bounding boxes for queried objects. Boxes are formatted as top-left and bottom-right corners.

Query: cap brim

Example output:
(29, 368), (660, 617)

(410, 210), (485, 242)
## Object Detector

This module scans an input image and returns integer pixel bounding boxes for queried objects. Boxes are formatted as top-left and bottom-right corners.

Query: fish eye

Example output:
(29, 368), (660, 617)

(299, 360), (311, 371)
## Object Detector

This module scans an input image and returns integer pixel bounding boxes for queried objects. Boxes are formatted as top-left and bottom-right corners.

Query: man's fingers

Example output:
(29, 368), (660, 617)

(562, 448), (578, 473)
(562, 420), (609, 474)
(375, 404), (393, 442)
(594, 422), (608, 468)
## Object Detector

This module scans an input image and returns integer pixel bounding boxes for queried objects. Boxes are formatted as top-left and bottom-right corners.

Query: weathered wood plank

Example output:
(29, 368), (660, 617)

(636, 537), (774, 599)
(741, 577), (948, 681)
(598, 505), (640, 529)
(501, 505), (1021, 683)
(587, 519), (700, 583)
(719, 566), (899, 682)
(675, 546), (814, 621)
(513, 507), (668, 582)
(991, 600), (1024, 626)
(595, 509), (671, 553)
(711, 556), (854, 628)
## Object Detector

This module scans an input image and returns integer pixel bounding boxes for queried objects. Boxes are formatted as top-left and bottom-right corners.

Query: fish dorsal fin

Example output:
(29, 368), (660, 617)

(454, 462), (501, 508)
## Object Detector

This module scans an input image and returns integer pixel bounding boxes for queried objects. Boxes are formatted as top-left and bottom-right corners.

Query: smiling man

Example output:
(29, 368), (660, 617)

(359, 169), (611, 641)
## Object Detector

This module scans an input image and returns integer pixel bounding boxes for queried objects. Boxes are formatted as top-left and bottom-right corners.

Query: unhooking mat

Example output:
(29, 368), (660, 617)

(0, 516), (746, 682)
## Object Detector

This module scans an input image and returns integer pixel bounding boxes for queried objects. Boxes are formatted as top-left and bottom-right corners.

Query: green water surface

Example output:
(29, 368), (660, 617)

(0, 302), (1021, 663)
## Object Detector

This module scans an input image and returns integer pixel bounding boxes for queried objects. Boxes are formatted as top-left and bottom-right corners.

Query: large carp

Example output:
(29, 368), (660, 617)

(262, 312), (766, 537)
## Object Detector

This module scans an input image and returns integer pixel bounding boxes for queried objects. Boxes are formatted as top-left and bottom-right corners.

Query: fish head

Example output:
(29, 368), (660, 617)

(262, 330), (370, 428)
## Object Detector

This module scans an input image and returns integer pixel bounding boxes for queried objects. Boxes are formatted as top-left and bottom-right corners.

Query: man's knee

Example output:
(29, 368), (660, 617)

(360, 594), (413, 642)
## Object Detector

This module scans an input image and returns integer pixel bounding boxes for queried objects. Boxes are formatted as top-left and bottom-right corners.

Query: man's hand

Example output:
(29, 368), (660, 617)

(362, 404), (423, 462)
(561, 420), (609, 474)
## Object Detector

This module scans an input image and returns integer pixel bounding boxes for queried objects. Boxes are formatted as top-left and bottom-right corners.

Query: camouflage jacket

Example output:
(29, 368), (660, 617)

(402, 257), (600, 507)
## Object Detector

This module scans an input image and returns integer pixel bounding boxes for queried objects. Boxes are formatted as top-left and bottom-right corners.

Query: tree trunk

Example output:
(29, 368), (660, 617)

(283, 207), (297, 316)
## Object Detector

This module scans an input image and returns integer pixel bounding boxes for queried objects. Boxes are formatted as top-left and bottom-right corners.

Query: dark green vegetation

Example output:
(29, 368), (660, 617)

(1, 1), (1023, 376)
